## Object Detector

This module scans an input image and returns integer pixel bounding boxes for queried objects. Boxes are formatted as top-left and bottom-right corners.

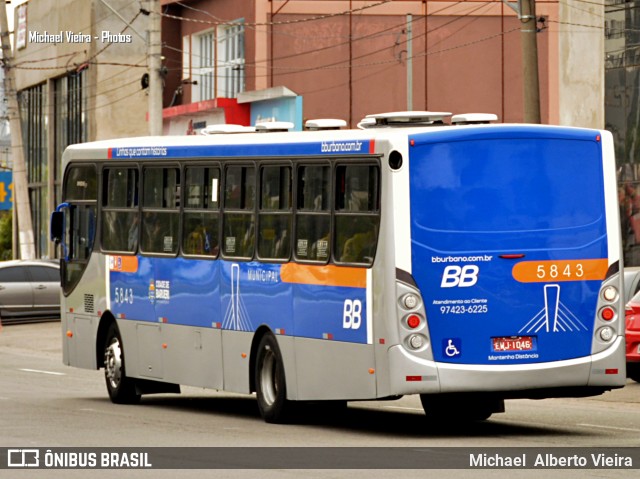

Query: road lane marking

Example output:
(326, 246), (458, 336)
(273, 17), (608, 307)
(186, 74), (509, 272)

(19, 368), (66, 376)
(577, 423), (640, 433)
(381, 405), (423, 412)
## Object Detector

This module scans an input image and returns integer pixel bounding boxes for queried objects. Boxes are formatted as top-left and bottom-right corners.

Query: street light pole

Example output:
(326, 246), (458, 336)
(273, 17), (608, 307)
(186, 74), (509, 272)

(148, 0), (163, 135)
(520, 0), (541, 123)
(0, 3), (35, 259)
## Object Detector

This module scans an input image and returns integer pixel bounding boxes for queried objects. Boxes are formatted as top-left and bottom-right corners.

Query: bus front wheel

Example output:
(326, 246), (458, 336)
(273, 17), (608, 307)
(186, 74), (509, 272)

(255, 333), (292, 423)
(104, 323), (140, 404)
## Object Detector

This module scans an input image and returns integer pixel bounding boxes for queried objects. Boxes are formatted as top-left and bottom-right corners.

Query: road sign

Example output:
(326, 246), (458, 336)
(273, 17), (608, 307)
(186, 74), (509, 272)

(0, 171), (13, 210)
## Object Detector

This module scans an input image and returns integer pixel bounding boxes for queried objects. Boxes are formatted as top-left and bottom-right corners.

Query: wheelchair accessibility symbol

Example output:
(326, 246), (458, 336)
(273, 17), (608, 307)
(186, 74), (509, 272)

(443, 338), (461, 358)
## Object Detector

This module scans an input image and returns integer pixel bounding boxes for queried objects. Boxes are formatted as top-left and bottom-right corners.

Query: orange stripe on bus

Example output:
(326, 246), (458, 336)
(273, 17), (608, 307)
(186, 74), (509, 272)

(280, 263), (366, 288)
(109, 255), (139, 273)
(512, 259), (609, 283)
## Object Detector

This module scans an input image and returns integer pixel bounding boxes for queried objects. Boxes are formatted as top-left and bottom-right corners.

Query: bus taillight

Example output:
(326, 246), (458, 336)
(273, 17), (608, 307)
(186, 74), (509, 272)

(602, 286), (618, 302)
(600, 307), (615, 321)
(406, 314), (421, 329)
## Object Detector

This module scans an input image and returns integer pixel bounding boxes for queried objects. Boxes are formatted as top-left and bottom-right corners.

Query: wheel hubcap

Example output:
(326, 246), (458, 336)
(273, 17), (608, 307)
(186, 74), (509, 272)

(105, 338), (123, 389)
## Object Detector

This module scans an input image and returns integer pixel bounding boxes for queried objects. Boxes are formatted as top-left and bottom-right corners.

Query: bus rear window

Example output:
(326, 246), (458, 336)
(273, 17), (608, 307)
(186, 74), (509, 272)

(412, 138), (604, 232)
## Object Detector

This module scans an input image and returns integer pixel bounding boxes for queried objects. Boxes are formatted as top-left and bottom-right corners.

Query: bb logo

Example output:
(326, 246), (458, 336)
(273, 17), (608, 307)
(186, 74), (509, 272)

(343, 299), (362, 329)
(441, 265), (479, 288)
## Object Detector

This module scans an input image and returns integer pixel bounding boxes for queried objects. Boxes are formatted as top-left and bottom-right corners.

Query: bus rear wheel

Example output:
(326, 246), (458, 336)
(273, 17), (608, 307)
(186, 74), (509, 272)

(104, 323), (140, 404)
(255, 333), (292, 423)
(628, 363), (640, 383)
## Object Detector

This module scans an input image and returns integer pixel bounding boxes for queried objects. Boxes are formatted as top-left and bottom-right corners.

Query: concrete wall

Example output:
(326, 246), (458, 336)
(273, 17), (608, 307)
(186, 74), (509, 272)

(92, 0), (149, 139)
(13, 0), (149, 140)
(558, 1), (605, 129)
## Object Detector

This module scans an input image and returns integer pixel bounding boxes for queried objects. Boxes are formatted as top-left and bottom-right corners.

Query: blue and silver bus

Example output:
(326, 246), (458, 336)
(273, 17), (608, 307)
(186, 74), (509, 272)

(51, 112), (626, 423)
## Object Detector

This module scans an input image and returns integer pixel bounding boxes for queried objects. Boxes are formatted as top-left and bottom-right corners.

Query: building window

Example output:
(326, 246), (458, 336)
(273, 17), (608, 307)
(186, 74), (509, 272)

(54, 71), (87, 207)
(18, 83), (48, 258)
(18, 72), (86, 259)
(191, 20), (245, 101)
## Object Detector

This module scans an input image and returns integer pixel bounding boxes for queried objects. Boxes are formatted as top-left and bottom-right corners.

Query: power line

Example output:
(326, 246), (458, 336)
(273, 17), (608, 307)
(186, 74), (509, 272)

(164, 1), (494, 81)
(260, 2), (495, 77)
(159, 0), (393, 27)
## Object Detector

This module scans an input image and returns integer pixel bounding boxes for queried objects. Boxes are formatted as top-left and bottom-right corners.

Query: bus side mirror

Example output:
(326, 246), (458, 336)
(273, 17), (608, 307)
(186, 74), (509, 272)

(50, 211), (64, 244)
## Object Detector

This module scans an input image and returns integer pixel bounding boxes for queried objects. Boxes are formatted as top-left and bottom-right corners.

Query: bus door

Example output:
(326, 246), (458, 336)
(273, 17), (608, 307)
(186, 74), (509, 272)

(51, 165), (97, 368)
(51, 165), (98, 295)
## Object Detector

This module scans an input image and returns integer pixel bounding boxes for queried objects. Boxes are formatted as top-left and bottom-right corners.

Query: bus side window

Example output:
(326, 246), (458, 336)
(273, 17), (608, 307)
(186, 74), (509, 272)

(141, 167), (180, 255)
(334, 164), (380, 266)
(101, 167), (139, 253)
(222, 165), (256, 259)
(294, 164), (331, 263)
(182, 166), (220, 257)
(258, 165), (292, 261)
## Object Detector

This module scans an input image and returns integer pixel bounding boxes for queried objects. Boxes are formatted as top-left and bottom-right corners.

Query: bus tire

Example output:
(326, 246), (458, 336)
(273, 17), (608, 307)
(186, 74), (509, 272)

(104, 322), (140, 404)
(255, 333), (291, 423)
(628, 363), (640, 383)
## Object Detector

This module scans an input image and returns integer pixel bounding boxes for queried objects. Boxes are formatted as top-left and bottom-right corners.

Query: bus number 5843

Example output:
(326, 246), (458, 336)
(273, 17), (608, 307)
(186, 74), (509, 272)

(536, 263), (584, 280)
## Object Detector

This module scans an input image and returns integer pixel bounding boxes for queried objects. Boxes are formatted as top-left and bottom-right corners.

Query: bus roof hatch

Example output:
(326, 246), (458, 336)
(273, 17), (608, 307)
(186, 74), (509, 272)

(362, 111), (452, 128)
(201, 124), (256, 135)
(451, 113), (498, 125)
(305, 119), (347, 130)
(255, 121), (295, 132)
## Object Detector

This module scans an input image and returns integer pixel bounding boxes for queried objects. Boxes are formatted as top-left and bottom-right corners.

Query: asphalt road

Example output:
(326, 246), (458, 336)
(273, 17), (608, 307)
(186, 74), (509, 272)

(1, 321), (639, 479)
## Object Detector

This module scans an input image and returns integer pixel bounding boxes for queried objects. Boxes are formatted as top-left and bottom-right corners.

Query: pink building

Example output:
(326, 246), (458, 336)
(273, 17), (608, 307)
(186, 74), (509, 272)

(161, 0), (605, 131)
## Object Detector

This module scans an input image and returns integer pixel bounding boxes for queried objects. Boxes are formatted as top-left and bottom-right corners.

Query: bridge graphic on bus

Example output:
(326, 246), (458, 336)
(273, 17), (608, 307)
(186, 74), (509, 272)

(518, 284), (588, 334)
(222, 264), (254, 332)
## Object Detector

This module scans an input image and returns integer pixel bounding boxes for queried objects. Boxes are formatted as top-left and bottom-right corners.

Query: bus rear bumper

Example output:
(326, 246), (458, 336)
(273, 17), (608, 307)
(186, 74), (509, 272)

(387, 336), (626, 397)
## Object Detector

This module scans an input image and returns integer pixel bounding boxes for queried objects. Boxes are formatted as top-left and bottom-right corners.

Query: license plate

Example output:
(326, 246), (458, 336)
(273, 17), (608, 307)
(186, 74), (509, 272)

(492, 336), (535, 352)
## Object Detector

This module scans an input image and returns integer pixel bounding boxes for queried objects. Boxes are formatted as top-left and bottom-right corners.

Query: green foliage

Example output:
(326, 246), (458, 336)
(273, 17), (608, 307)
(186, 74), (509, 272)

(0, 211), (13, 260)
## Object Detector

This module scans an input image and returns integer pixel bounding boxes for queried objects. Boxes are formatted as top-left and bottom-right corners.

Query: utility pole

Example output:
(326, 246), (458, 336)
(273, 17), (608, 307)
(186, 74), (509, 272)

(407, 14), (413, 111)
(519, 0), (541, 123)
(0, 3), (35, 259)
(148, 0), (163, 135)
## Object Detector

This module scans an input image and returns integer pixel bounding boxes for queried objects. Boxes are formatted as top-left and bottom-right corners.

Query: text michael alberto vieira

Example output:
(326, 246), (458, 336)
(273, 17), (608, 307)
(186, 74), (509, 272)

(470, 452), (633, 468)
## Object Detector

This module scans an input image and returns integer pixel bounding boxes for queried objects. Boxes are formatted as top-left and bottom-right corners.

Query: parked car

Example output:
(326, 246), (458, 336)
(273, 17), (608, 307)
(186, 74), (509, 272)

(625, 288), (640, 383)
(623, 266), (640, 303)
(0, 260), (61, 325)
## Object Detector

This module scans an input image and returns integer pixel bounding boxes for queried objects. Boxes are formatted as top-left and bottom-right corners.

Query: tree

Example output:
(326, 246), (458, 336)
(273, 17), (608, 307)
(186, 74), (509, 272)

(0, 210), (12, 260)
